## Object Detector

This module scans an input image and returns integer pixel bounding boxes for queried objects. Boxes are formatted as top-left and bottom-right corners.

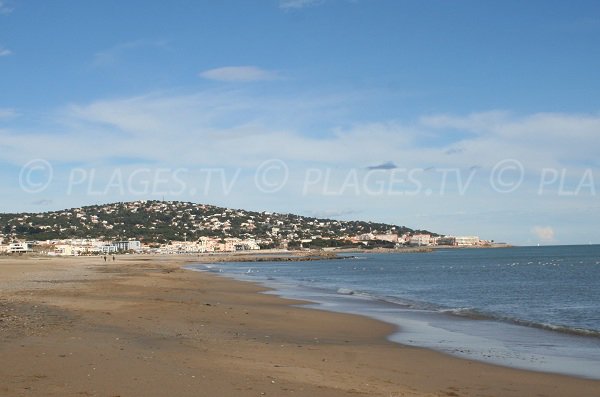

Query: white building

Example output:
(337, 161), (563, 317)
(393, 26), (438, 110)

(357, 233), (375, 241)
(8, 242), (32, 253)
(434, 236), (480, 246)
(100, 244), (118, 254)
(373, 234), (399, 243)
(455, 236), (480, 246)
(437, 236), (456, 246)
(114, 241), (142, 252)
(409, 234), (432, 246)
(242, 239), (260, 251)
(52, 244), (74, 256)
(198, 237), (219, 252)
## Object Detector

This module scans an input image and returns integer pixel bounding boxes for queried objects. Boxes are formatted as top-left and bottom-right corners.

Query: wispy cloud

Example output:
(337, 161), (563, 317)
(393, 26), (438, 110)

(0, 46), (12, 57)
(307, 209), (362, 218)
(3, 91), (599, 174)
(0, 0), (13, 14)
(2, 90), (598, 244)
(420, 111), (509, 133)
(279, 0), (323, 10)
(92, 39), (169, 67)
(0, 108), (17, 119)
(199, 66), (279, 82)
(445, 147), (464, 155)
(420, 111), (600, 171)
(531, 226), (555, 243)
(31, 199), (53, 206)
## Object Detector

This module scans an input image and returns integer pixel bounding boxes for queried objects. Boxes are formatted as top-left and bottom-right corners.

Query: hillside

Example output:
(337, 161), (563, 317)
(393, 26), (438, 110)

(0, 200), (436, 247)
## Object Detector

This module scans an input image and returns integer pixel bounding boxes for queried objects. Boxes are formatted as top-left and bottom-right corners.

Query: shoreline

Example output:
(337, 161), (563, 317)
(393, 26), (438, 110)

(1, 242), (511, 261)
(189, 257), (600, 381)
(1, 255), (598, 396)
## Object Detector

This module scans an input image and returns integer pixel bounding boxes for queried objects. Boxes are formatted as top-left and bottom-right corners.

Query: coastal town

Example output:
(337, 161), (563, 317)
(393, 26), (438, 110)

(1, 233), (486, 256)
(0, 200), (490, 256)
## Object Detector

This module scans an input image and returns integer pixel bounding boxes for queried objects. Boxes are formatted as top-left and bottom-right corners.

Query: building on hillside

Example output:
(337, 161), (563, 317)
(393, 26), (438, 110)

(198, 237), (219, 253)
(223, 238), (242, 252)
(114, 241), (142, 252)
(373, 234), (399, 243)
(409, 234), (432, 246)
(167, 241), (203, 254)
(455, 236), (480, 246)
(436, 236), (480, 246)
(437, 236), (456, 246)
(225, 238), (261, 251)
(242, 239), (260, 250)
(357, 233), (375, 241)
(52, 244), (75, 256)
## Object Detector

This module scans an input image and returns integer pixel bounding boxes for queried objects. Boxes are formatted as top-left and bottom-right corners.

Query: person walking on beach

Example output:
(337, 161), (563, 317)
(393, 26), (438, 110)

(103, 255), (107, 262)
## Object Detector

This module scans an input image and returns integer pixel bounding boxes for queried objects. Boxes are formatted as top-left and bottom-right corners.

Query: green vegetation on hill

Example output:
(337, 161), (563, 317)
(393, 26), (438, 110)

(0, 200), (436, 246)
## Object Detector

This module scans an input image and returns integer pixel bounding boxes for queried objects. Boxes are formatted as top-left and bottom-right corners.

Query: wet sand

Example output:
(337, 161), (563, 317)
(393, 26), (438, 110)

(1, 255), (598, 396)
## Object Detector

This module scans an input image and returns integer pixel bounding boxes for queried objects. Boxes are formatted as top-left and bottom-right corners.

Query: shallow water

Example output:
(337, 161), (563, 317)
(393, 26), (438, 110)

(188, 245), (600, 379)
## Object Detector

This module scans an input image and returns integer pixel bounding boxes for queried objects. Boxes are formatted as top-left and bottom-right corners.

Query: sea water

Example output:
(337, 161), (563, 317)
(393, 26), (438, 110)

(188, 245), (600, 379)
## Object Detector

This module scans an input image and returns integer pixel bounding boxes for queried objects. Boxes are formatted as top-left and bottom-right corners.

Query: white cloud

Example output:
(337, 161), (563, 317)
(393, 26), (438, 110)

(0, 108), (16, 118)
(92, 39), (168, 67)
(420, 111), (509, 133)
(420, 111), (600, 172)
(199, 66), (279, 82)
(531, 226), (555, 243)
(2, 91), (599, 244)
(3, 91), (599, 176)
(279, 0), (323, 9)
(0, 108), (17, 119)
(307, 209), (362, 218)
(0, 46), (12, 57)
(0, 1), (13, 14)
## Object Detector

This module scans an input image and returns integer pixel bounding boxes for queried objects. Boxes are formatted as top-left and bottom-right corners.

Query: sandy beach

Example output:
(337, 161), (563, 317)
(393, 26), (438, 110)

(1, 255), (598, 397)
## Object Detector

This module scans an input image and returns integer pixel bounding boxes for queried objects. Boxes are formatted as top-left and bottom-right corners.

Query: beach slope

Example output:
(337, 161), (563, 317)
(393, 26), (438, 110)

(1, 255), (598, 396)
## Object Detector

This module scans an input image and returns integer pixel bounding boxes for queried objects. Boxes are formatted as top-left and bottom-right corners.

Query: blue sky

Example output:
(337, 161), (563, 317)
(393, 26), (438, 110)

(1, 0), (599, 245)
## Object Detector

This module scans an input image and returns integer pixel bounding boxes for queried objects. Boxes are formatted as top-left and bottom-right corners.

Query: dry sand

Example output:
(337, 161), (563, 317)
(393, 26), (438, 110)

(0, 254), (598, 396)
